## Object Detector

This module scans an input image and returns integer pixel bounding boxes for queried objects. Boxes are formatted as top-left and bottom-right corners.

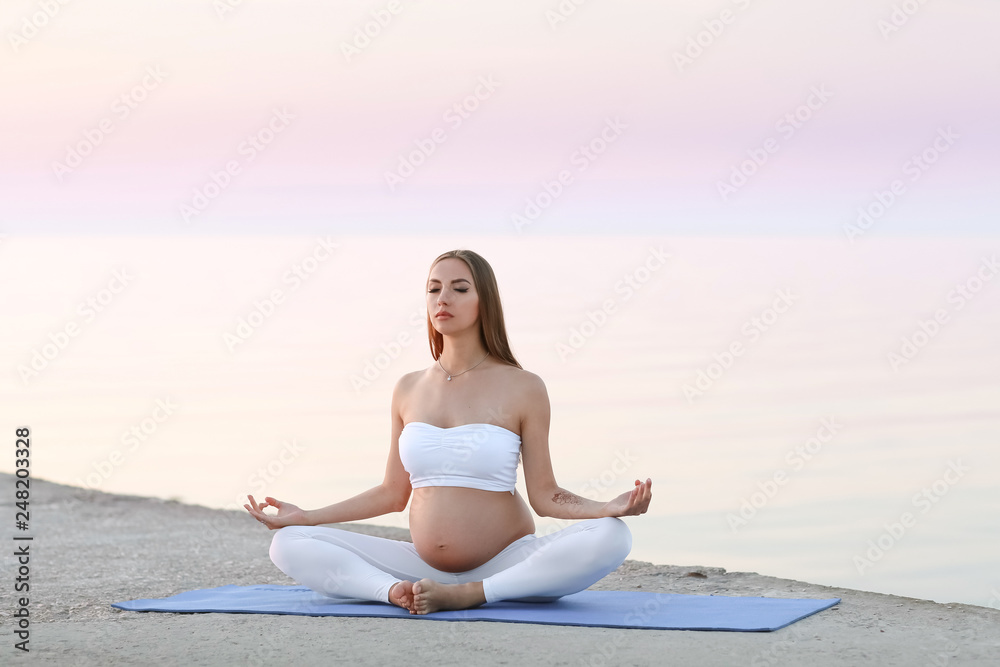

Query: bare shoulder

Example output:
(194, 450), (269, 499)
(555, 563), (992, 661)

(395, 369), (424, 390)
(507, 367), (550, 428)
(509, 367), (546, 395)
(391, 370), (425, 414)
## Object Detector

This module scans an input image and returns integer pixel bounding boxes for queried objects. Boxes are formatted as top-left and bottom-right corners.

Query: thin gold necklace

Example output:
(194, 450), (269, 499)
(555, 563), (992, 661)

(437, 352), (490, 381)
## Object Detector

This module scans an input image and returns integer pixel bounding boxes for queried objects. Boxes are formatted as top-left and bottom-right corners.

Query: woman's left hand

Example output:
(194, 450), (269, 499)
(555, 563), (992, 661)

(601, 478), (652, 517)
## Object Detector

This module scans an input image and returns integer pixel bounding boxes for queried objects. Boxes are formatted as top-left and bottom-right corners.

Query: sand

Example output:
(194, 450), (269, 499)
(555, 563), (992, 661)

(2, 473), (998, 666)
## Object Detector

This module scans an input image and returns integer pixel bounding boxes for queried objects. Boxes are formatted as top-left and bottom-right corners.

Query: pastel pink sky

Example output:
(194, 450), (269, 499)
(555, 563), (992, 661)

(2, 0), (998, 233)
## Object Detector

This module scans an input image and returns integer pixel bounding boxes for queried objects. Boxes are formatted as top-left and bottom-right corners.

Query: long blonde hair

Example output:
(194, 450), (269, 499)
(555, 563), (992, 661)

(426, 250), (522, 369)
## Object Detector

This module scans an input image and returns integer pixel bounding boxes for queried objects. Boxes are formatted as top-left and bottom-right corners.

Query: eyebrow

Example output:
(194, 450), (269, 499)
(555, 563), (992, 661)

(427, 278), (471, 284)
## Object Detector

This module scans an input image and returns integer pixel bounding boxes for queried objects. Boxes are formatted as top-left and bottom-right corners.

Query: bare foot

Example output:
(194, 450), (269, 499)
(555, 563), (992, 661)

(411, 579), (486, 615)
(388, 580), (415, 612)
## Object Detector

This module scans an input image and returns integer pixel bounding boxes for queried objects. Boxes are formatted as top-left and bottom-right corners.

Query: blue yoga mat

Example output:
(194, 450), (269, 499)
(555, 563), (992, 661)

(112, 585), (840, 632)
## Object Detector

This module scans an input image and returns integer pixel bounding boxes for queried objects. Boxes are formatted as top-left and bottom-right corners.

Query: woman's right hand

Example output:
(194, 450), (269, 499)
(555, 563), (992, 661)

(244, 494), (308, 530)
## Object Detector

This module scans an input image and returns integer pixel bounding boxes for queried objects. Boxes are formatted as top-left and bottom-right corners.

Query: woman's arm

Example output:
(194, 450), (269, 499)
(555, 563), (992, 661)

(520, 372), (652, 520)
(306, 375), (414, 524)
(247, 375), (413, 527)
(302, 482), (407, 525)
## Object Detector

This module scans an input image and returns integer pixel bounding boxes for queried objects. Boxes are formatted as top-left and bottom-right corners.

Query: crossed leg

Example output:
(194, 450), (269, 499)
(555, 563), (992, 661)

(269, 517), (632, 614)
(268, 525), (444, 610)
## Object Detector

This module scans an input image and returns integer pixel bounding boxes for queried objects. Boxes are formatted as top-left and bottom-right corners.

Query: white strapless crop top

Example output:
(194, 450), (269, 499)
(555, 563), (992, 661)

(398, 422), (521, 494)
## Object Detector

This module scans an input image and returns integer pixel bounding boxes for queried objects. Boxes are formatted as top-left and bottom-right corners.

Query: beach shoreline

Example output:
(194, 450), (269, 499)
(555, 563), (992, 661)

(3, 473), (998, 666)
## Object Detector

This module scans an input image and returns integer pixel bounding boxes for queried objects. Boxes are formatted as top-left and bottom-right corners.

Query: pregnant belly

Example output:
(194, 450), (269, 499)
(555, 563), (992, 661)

(408, 487), (535, 572)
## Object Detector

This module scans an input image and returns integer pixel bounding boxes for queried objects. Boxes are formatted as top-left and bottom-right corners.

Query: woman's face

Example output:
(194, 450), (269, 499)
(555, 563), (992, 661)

(427, 258), (479, 332)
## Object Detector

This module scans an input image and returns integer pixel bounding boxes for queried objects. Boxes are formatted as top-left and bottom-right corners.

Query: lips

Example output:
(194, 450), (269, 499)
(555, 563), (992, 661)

(435, 312), (452, 318)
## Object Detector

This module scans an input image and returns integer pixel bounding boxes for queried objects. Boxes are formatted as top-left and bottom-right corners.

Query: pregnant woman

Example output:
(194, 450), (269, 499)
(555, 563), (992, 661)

(244, 249), (652, 614)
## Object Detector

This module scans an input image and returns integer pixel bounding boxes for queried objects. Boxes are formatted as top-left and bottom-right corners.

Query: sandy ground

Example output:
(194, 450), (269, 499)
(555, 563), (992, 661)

(2, 474), (998, 666)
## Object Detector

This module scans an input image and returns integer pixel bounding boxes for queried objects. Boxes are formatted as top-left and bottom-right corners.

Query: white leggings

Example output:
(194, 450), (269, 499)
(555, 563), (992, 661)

(269, 517), (632, 605)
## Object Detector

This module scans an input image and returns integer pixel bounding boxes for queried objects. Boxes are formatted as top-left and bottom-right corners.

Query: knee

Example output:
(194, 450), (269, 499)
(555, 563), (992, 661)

(593, 517), (632, 564)
(268, 525), (306, 567)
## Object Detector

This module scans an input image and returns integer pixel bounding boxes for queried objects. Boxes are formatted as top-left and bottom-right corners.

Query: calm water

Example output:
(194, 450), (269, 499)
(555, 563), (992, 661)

(3, 235), (998, 608)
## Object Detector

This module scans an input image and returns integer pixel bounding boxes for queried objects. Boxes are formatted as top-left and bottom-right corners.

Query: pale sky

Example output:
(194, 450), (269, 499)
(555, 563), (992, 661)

(1, 0), (998, 235)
